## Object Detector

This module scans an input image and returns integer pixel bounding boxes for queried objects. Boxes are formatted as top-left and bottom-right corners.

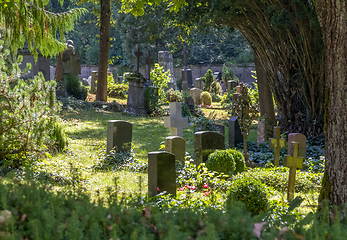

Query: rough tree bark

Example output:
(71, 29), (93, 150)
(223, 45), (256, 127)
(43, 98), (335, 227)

(316, 0), (347, 206)
(96, 0), (111, 102)
(253, 54), (275, 123)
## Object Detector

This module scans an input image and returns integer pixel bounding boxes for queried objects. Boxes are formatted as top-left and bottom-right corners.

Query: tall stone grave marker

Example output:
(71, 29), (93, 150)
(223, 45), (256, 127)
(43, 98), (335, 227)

(257, 117), (274, 145)
(145, 50), (154, 87)
(269, 127), (286, 166)
(148, 151), (176, 197)
(19, 42), (50, 81)
(227, 80), (237, 92)
(62, 40), (81, 76)
(164, 102), (189, 137)
(158, 51), (175, 89)
(190, 88), (203, 105)
(195, 78), (201, 89)
(107, 120), (132, 153)
(165, 136), (186, 163)
(228, 116), (243, 148)
(126, 44), (147, 115)
(288, 133), (307, 160)
(284, 142), (304, 201)
(194, 131), (225, 166)
(90, 71), (98, 93)
(182, 47), (193, 92)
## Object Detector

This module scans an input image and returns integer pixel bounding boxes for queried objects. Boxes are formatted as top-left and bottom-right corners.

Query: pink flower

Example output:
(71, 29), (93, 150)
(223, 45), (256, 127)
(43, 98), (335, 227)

(187, 185), (196, 190)
(203, 183), (209, 189)
(157, 187), (159, 191)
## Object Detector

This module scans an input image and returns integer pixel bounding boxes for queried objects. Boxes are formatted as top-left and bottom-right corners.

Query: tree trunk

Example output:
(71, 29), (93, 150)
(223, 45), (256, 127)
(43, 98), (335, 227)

(254, 54), (275, 123)
(96, 0), (111, 102)
(54, 53), (63, 81)
(316, 0), (347, 206)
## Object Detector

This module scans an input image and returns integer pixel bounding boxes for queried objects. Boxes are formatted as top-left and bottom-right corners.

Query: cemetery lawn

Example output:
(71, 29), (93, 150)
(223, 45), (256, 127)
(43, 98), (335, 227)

(23, 108), (321, 216)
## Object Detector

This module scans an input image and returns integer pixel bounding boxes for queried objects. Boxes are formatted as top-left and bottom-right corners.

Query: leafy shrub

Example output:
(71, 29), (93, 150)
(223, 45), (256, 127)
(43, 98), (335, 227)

(108, 82), (129, 99)
(65, 73), (88, 100)
(211, 93), (221, 102)
(191, 110), (217, 132)
(144, 86), (159, 115)
(201, 91), (212, 105)
(245, 166), (322, 193)
(228, 176), (269, 215)
(206, 150), (236, 175)
(181, 103), (192, 117)
(220, 92), (233, 108)
(166, 89), (182, 102)
(49, 121), (69, 151)
(0, 51), (61, 168)
(150, 63), (170, 104)
(201, 69), (219, 94)
(206, 149), (246, 175)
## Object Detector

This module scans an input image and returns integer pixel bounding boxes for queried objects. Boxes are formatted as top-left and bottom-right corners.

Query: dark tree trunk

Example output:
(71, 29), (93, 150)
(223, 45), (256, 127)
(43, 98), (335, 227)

(254, 54), (275, 123)
(316, 0), (347, 206)
(96, 0), (111, 102)
(54, 53), (63, 81)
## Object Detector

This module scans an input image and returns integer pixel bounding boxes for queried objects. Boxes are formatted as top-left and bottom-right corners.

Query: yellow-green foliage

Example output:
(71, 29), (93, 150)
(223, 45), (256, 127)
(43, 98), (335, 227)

(201, 91), (212, 106)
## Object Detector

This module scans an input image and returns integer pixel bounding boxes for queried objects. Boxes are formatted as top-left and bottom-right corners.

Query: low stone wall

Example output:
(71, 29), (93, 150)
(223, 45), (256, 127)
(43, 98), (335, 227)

(50, 64), (255, 85)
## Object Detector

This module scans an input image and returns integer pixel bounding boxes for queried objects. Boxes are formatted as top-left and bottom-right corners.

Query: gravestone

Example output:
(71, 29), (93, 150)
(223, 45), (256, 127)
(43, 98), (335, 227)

(107, 120), (132, 153)
(228, 116), (243, 148)
(213, 124), (225, 136)
(181, 47), (193, 92)
(194, 131), (225, 166)
(288, 133), (307, 160)
(257, 117), (274, 145)
(190, 88), (203, 105)
(117, 76), (123, 83)
(19, 42), (50, 81)
(227, 80), (237, 92)
(269, 127), (286, 166)
(284, 142), (304, 201)
(145, 50), (154, 86)
(62, 40), (81, 76)
(148, 151), (176, 197)
(165, 136), (186, 163)
(90, 71), (98, 93)
(158, 51), (175, 89)
(126, 45), (147, 115)
(164, 102), (189, 137)
(233, 85), (242, 101)
(195, 78), (201, 89)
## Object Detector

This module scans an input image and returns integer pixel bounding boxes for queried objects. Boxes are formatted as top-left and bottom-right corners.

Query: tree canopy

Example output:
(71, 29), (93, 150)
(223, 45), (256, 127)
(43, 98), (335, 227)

(0, 0), (86, 57)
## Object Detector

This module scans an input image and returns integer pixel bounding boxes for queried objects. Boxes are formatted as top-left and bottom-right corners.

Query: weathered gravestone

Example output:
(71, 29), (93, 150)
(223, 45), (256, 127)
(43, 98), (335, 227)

(19, 42), (50, 81)
(227, 80), (237, 92)
(194, 131), (225, 166)
(269, 127), (286, 166)
(195, 78), (201, 89)
(90, 71), (98, 93)
(213, 124), (225, 136)
(107, 120), (132, 153)
(62, 40), (81, 76)
(284, 142), (305, 201)
(181, 47), (193, 92)
(288, 133), (307, 160)
(164, 102), (189, 137)
(257, 117), (274, 145)
(228, 116), (243, 148)
(190, 88), (203, 105)
(158, 51), (175, 89)
(148, 151), (176, 197)
(126, 45), (147, 115)
(165, 136), (186, 163)
(232, 85), (242, 101)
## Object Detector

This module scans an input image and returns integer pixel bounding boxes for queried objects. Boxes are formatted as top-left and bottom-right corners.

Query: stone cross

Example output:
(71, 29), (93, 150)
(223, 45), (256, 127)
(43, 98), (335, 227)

(269, 127), (286, 166)
(133, 44), (143, 72)
(284, 142), (304, 201)
(164, 102), (189, 137)
(182, 46), (189, 67)
(145, 50), (154, 80)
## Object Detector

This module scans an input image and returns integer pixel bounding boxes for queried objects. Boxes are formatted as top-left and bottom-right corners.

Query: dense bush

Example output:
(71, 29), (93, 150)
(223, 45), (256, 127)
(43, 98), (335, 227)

(107, 81), (129, 99)
(211, 93), (221, 102)
(65, 73), (88, 100)
(166, 89), (183, 102)
(144, 86), (159, 115)
(228, 176), (270, 215)
(200, 91), (212, 106)
(201, 69), (218, 94)
(150, 63), (170, 104)
(0, 51), (63, 168)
